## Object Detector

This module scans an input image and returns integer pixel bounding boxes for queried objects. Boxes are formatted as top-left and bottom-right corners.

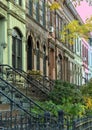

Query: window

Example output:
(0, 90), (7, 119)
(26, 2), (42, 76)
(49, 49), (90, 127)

(59, 18), (63, 38)
(79, 40), (82, 56)
(82, 44), (84, 58)
(36, 42), (40, 70)
(36, 1), (39, 21)
(29, 0), (33, 16)
(56, 14), (63, 39)
(12, 36), (16, 68)
(76, 38), (79, 52)
(27, 36), (33, 70)
(14, 0), (17, 4)
(90, 53), (92, 66)
(42, 0), (46, 26)
(12, 28), (22, 69)
(32, 0), (39, 21)
(19, 0), (22, 6)
(14, 0), (22, 6)
(89, 38), (92, 46)
(57, 54), (62, 80)
(43, 45), (46, 75)
(28, 0), (46, 27)
(64, 24), (69, 45)
(47, 9), (54, 27)
(56, 14), (59, 38)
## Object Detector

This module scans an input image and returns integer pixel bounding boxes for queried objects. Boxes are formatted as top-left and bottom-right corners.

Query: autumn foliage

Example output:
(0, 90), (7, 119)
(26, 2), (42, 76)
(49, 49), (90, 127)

(49, 1), (92, 44)
(61, 19), (92, 44)
(49, 1), (60, 10)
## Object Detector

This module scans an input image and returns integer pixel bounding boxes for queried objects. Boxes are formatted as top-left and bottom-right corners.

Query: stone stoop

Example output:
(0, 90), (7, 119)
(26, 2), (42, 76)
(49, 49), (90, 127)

(0, 104), (10, 111)
(0, 104), (19, 116)
(18, 84), (48, 101)
(1, 110), (19, 117)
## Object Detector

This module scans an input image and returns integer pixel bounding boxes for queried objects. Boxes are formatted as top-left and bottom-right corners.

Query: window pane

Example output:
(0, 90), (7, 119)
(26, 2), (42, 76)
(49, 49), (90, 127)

(12, 29), (22, 69)
(36, 49), (40, 70)
(12, 36), (16, 68)
(17, 39), (22, 68)
(42, 0), (46, 27)
(29, 0), (33, 16)
(19, 0), (22, 6)
(36, 1), (39, 21)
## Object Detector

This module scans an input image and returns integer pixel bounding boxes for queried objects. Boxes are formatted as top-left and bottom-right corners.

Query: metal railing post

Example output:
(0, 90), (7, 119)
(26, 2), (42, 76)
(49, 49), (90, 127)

(44, 111), (50, 129)
(58, 110), (64, 129)
(10, 102), (13, 130)
(72, 120), (76, 130)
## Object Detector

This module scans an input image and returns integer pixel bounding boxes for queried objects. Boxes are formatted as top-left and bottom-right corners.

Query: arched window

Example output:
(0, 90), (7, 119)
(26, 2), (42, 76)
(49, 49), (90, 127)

(12, 28), (22, 68)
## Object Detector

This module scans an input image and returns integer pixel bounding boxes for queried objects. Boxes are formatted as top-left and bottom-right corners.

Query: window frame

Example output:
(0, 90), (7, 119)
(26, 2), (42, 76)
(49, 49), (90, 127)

(12, 29), (22, 69)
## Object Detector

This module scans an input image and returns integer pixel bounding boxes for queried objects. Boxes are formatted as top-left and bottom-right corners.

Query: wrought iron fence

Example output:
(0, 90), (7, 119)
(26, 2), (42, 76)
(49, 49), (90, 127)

(73, 116), (92, 130)
(1, 65), (92, 129)
(1, 110), (92, 130)
(0, 102), (92, 130)
(0, 110), (67, 130)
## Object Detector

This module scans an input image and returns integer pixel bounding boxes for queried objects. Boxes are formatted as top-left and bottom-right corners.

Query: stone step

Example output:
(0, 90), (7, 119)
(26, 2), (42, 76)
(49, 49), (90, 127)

(1, 110), (19, 117)
(0, 104), (10, 111)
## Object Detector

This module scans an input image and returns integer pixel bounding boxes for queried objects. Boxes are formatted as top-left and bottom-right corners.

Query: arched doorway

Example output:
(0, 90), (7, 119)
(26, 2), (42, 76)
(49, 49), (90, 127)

(12, 28), (22, 69)
(27, 35), (33, 70)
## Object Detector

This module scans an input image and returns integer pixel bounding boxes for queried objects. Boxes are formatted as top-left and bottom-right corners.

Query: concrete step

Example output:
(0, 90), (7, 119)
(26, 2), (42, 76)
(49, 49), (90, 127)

(0, 104), (10, 111)
(1, 110), (19, 118)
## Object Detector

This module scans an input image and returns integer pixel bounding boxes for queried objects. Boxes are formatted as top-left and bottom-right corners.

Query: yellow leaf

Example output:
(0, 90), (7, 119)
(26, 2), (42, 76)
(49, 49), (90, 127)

(50, 2), (60, 10)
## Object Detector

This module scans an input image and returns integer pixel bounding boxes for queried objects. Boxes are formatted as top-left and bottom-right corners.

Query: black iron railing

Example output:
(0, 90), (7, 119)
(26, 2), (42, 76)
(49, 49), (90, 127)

(0, 90), (56, 130)
(0, 64), (51, 97)
(73, 116), (92, 130)
(0, 90), (38, 129)
(16, 68), (55, 91)
(16, 68), (52, 93)
(0, 76), (45, 114)
(0, 89), (92, 130)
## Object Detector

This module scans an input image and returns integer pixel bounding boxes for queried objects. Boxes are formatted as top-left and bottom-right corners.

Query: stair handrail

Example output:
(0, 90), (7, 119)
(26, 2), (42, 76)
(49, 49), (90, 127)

(0, 64), (50, 94)
(0, 76), (45, 112)
(0, 89), (57, 125)
(16, 68), (51, 91)
(0, 84), (56, 124)
(16, 68), (55, 91)
(17, 68), (55, 84)
(0, 89), (38, 119)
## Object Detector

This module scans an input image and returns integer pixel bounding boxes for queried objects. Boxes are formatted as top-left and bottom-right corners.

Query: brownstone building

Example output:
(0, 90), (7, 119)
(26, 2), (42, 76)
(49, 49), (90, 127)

(26, 0), (83, 85)
(26, 0), (48, 76)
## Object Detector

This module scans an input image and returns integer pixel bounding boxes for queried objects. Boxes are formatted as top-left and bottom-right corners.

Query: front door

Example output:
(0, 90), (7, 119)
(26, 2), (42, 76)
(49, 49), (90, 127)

(49, 49), (54, 79)
(57, 54), (62, 80)
(27, 36), (33, 70)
